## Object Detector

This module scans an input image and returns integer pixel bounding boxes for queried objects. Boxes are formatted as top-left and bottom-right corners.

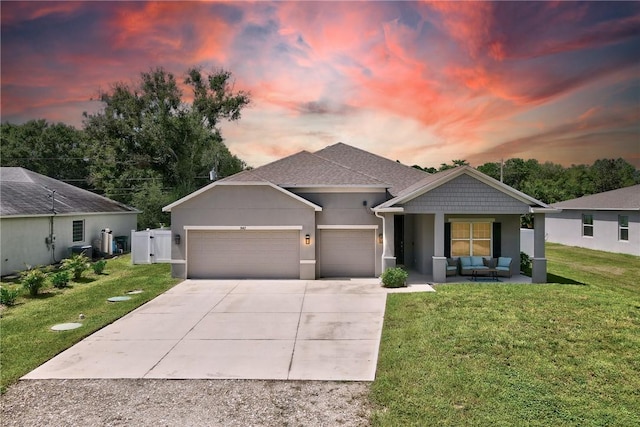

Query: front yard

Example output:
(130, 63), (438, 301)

(371, 243), (640, 426)
(0, 255), (179, 392)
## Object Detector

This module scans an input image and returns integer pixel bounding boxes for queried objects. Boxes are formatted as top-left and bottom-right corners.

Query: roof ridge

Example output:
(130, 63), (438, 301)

(319, 142), (427, 175)
(306, 150), (388, 186)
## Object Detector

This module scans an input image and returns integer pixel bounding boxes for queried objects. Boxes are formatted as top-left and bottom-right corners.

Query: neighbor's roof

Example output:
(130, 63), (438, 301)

(0, 167), (138, 217)
(551, 184), (640, 211)
(221, 143), (428, 195)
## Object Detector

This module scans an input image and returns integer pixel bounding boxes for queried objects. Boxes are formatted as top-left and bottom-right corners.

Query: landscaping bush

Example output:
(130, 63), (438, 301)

(0, 286), (19, 306)
(381, 267), (408, 288)
(92, 259), (107, 275)
(20, 268), (47, 296)
(61, 253), (90, 280)
(520, 251), (532, 274)
(50, 270), (71, 289)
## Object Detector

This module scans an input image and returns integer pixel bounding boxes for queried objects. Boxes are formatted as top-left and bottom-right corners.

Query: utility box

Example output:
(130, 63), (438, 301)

(70, 245), (93, 259)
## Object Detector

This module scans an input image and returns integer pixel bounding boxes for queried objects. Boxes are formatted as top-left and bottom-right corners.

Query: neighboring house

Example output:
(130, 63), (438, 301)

(163, 143), (551, 282)
(0, 167), (138, 276)
(546, 185), (640, 256)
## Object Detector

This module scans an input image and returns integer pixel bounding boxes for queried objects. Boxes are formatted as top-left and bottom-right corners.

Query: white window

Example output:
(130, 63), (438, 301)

(619, 215), (629, 241)
(582, 214), (593, 237)
(72, 220), (84, 242)
(451, 222), (491, 257)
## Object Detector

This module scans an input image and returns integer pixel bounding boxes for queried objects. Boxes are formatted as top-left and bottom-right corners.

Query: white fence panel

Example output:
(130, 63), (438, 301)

(131, 229), (172, 264)
(520, 228), (534, 257)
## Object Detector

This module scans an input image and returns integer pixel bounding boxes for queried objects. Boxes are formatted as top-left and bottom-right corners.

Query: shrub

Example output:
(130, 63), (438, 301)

(92, 259), (107, 275)
(61, 253), (90, 280)
(520, 251), (532, 274)
(381, 267), (408, 288)
(20, 268), (47, 296)
(50, 270), (71, 289)
(0, 286), (19, 306)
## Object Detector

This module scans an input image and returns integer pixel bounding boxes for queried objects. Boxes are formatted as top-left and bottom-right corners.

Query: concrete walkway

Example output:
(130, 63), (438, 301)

(23, 279), (434, 382)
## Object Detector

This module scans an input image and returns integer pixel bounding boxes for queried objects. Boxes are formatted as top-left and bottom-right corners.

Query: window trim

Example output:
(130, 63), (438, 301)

(72, 220), (85, 243)
(450, 221), (493, 257)
(582, 214), (593, 238)
(618, 215), (629, 242)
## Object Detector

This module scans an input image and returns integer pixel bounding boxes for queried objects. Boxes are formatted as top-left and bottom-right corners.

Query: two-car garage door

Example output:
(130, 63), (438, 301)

(188, 230), (300, 279)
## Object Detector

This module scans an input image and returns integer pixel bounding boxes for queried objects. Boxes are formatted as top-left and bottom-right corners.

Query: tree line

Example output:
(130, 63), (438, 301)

(414, 158), (639, 205)
(1, 67), (250, 229)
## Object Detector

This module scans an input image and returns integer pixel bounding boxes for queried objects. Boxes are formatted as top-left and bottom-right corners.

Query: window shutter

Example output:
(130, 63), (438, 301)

(493, 222), (501, 257)
(445, 222), (451, 258)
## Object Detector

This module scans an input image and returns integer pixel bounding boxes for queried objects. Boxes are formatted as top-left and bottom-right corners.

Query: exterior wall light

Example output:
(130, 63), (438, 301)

(305, 234), (311, 245)
(378, 233), (383, 244)
(174, 234), (181, 245)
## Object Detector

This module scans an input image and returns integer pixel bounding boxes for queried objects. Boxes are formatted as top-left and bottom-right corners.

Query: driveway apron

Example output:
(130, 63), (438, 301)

(22, 279), (388, 381)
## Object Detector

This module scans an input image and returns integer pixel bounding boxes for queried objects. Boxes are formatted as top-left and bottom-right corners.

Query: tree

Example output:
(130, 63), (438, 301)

(0, 120), (90, 188)
(83, 67), (250, 228)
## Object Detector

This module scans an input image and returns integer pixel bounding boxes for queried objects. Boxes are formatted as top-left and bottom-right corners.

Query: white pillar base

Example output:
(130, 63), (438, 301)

(532, 258), (547, 283)
(432, 256), (447, 283)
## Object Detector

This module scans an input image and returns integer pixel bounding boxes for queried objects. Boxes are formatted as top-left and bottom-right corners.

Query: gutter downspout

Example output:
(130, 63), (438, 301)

(374, 210), (385, 274)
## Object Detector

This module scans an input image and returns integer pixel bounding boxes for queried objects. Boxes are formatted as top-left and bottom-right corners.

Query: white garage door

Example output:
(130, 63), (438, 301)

(188, 230), (300, 279)
(319, 229), (375, 278)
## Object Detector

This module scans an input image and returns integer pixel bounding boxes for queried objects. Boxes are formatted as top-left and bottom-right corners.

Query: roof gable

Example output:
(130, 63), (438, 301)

(375, 166), (549, 211)
(551, 184), (640, 210)
(0, 167), (137, 217)
(163, 181), (322, 212)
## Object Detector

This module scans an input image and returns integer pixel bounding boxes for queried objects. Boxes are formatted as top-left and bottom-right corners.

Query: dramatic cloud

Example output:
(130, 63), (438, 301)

(2, 1), (639, 168)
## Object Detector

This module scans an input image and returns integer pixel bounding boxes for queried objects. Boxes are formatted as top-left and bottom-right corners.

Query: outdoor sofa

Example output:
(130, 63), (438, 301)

(454, 256), (513, 278)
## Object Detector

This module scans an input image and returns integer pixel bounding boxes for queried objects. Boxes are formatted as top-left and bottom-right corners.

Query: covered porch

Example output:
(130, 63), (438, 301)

(405, 268), (533, 285)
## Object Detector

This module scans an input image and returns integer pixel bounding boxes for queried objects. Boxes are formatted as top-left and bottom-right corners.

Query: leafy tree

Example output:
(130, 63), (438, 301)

(0, 120), (90, 188)
(83, 67), (250, 228)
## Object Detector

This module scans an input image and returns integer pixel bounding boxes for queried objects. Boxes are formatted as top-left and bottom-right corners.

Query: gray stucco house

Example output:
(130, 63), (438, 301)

(164, 143), (551, 282)
(0, 167), (138, 276)
(546, 185), (640, 256)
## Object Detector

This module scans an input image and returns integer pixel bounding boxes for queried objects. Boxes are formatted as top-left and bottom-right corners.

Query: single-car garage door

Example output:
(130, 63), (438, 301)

(319, 229), (375, 277)
(188, 230), (300, 279)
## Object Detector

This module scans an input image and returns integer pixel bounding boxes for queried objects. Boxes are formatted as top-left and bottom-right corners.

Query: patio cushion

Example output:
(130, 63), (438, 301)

(471, 256), (484, 266)
(460, 257), (472, 267)
(497, 257), (512, 268)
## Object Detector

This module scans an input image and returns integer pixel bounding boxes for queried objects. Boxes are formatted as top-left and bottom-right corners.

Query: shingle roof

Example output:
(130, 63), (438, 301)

(220, 150), (388, 187)
(0, 167), (138, 216)
(314, 143), (429, 196)
(551, 185), (640, 210)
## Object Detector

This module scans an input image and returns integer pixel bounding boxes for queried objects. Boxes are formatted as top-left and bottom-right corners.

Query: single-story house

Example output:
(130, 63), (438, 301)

(546, 184), (639, 256)
(0, 167), (138, 276)
(163, 143), (552, 282)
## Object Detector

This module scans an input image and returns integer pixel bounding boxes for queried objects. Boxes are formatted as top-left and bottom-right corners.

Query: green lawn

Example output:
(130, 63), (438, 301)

(371, 243), (640, 426)
(0, 255), (180, 392)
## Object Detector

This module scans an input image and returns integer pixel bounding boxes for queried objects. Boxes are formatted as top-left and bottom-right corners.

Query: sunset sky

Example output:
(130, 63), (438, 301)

(2, 1), (639, 168)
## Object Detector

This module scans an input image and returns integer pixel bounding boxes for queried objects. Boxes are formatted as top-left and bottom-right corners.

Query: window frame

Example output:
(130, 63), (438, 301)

(72, 220), (85, 243)
(618, 215), (629, 241)
(582, 214), (594, 237)
(450, 221), (492, 257)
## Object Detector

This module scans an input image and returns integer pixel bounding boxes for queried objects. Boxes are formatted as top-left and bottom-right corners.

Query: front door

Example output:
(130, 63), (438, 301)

(394, 215), (404, 265)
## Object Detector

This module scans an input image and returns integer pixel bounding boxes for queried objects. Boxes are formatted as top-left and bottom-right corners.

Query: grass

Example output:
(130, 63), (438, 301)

(370, 243), (640, 426)
(0, 255), (180, 393)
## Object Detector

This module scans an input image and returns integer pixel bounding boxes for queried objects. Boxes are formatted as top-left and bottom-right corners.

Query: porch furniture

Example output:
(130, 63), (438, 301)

(495, 257), (513, 277)
(446, 258), (458, 276)
(458, 256), (489, 276)
(471, 268), (499, 281)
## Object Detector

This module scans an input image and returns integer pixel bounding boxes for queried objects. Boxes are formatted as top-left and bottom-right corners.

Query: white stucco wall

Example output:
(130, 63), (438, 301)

(546, 210), (640, 256)
(0, 212), (138, 276)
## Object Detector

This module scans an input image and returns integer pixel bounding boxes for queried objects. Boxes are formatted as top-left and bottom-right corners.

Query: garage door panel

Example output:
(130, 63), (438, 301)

(319, 230), (375, 277)
(188, 231), (299, 279)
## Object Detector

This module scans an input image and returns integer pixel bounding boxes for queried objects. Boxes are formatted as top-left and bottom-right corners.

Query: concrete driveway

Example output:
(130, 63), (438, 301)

(23, 279), (417, 382)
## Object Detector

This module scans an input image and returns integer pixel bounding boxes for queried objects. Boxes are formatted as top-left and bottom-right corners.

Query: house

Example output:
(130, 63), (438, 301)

(163, 143), (551, 282)
(0, 167), (138, 276)
(546, 185), (640, 256)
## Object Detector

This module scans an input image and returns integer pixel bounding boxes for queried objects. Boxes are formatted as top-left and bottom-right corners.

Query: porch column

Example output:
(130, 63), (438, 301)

(432, 212), (447, 283)
(532, 212), (547, 283)
(382, 213), (396, 272)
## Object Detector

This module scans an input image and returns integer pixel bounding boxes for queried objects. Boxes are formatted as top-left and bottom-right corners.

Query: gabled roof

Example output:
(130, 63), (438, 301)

(220, 150), (388, 188)
(551, 184), (640, 211)
(374, 166), (550, 210)
(162, 181), (323, 212)
(314, 143), (428, 196)
(0, 167), (137, 217)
